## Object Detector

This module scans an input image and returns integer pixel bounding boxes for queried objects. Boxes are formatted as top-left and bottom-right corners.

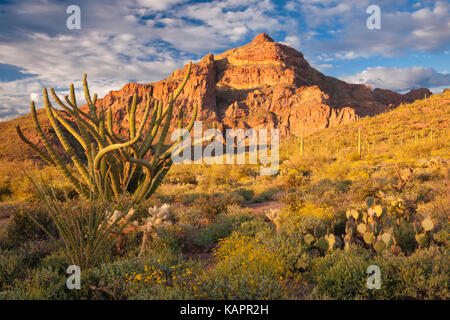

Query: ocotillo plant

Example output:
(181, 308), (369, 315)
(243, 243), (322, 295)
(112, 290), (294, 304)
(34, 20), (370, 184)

(17, 62), (197, 205)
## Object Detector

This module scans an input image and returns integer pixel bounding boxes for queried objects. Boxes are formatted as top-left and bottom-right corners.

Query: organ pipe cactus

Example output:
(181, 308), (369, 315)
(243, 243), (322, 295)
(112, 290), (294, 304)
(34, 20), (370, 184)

(16, 62), (197, 205)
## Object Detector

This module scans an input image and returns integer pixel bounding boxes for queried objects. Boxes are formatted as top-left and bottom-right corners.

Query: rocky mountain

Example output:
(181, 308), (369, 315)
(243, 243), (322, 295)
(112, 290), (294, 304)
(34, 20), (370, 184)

(0, 33), (432, 161)
(96, 33), (431, 137)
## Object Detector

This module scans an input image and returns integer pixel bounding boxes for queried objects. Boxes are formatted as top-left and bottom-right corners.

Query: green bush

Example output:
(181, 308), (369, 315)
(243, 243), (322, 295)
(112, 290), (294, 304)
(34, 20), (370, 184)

(202, 234), (287, 299)
(192, 217), (233, 249)
(5, 205), (57, 246)
(233, 218), (273, 239)
(393, 246), (449, 299)
(394, 221), (418, 254)
(0, 249), (27, 291)
(193, 193), (228, 222)
(310, 247), (376, 299)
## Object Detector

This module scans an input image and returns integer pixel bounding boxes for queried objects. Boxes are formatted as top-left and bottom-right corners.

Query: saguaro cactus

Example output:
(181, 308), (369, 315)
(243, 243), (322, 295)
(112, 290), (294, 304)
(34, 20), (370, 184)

(17, 62), (197, 205)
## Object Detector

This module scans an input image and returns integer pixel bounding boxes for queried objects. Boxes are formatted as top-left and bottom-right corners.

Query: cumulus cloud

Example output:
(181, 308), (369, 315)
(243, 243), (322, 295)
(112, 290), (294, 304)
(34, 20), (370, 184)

(340, 66), (450, 92)
(0, 0), (448, 120)
(297, 0), (450, 57)
(0, 0), (288, 120)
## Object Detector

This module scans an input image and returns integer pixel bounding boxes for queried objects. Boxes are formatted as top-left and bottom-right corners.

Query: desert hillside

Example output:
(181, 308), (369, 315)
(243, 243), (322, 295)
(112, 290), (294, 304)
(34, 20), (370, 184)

(0, 86), (448, 300)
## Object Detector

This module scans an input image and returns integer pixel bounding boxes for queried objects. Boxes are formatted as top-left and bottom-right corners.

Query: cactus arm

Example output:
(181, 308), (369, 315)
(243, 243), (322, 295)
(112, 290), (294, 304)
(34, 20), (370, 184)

(127, 158), (153, 206)
(97, 106), (108, 180)
(158, 103), (198, 161)
(49, 87), (92, 125)
(94, 133), (141, 171)
(50, 88), (106, 148)
(64, 95), (94, 121)
(145, 160), (172, 200)
(129, 93), (137, 139)
(106, 107), (113, 135)
(69, 83), (77, 107)
(161, 61), (191, 118)
(139, 62), (191, 157)
(173, 62), (191, 101)
(51, 109), (87, 150)
(43, 89), (91, 187)
(16, 125), (55, 166)
(148, 101), (164, 149)
(139, 99), (160, 156)
(136, 94), (152, 136)
(30, 100), (87, 196)
(154, 93), (174, 158)
(83, 73), (99, 124)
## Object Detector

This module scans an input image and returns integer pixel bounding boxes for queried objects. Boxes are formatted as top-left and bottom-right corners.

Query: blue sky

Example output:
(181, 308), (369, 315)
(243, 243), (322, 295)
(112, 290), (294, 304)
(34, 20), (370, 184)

(0, 0), (449, 120)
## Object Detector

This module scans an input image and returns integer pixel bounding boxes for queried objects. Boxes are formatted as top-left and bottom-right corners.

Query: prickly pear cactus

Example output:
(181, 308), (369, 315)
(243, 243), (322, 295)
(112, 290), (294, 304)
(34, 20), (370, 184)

(374, 241), (386, 254)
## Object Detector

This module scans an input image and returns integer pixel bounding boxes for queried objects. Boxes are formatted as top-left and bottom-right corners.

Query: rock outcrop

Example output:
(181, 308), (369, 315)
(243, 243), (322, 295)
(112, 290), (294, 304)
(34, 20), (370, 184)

(88, 33), (430, 138)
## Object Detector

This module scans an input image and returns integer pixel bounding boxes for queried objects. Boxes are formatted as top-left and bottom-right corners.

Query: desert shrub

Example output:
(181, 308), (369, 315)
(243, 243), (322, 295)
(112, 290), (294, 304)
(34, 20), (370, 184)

(394, 221), (418, 254)
(282, 192), (338, 220)
(29, 177), (136, 269)
(192, 217), (233, 249)
(252, 188), (281, 202)
(192, 193), (229, 222)
(271, 234), (309, 276)
(2, 258), (138, 300)
(0, 249), (27, 291)
(202, 234), (287, 299)
(233, 188), (254, 202)
(281, 168), (308, 189)
(309, 247), (376, 299)
(233, 217), (273, 240)
(348, 152), (361, 162)
(7, 267), (73, 300)
(0, 183), (12, 201)
(225, 205), (255, 227)
(38, 251), (68, 272)
(175, 206), (204, 226)
(125, 259), (205, 299)
(266, 210), (329, 275)
(5, 204), (57, 246)
(392, 246), (449, 299)
(150, 225), (186, 254)
(165, 170), (198, 185)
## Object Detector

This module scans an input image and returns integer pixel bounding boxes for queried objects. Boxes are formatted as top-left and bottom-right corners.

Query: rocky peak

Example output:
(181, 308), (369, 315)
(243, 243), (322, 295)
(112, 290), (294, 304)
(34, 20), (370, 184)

(252, 33), (274, 43)
(75, 34), (434, 139)
(84, 34), (434, 138)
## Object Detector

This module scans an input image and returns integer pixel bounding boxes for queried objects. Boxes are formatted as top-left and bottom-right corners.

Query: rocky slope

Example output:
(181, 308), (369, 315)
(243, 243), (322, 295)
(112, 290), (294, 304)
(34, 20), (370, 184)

(0, 33), (432, 161)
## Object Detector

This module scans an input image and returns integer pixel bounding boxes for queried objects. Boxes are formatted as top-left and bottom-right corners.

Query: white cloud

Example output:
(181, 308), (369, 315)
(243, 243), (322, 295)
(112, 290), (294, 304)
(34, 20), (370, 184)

(0, 0), (290, 120)
(0, 0), (448, 120)
(335, 51), (364, 60)
(298, 0), (450, 56)
(135, 0), (187, 11)
(340, 66), (450, 92)
(281, 35), (302, 49)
